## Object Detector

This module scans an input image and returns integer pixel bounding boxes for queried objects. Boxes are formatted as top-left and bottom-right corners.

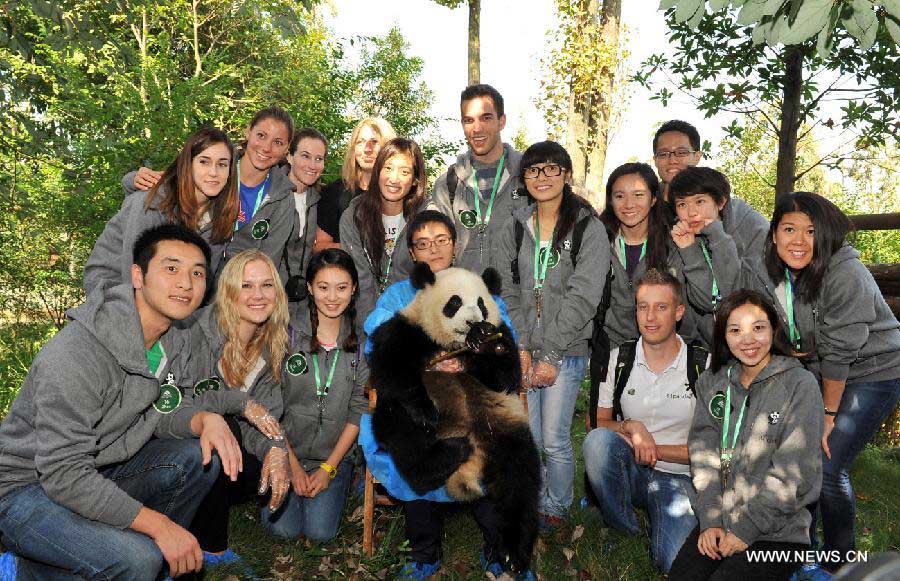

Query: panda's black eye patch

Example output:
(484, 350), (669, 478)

(477, 297), (488, 319)
(443, 295), (463, 318)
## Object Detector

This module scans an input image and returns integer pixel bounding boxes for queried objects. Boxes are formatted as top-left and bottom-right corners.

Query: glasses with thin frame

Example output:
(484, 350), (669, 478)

(412, 235), (453, 251)
(653, 149), (697, 161)
(523, 164), (564, 179)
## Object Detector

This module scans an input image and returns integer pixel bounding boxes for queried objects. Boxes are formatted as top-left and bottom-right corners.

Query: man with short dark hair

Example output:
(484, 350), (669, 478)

(583, 269), (706, 573)
(429, 84), (528, 274)
(0, 224), (242, 579)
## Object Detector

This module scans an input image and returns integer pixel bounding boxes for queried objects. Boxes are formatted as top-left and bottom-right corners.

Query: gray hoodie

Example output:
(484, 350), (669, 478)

(283, 301), (368, 472)
(498, 204), (610, 365)
(603, 235), (703, 348)
(427, 144), (528, 274)
(721, 196), (769, 258)
(0, 283), (199, 528)
(121, 164), (304, 285)
(339, 195), (418, 324)
(83, 190), (225, 296)
(690, 356), (823, 546)
(186, 306), (284, 460)
(739, 247), (900, 383)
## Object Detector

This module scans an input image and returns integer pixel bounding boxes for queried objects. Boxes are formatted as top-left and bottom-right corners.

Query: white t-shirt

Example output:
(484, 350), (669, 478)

(382, 213), (404, 256)
(597, 336), (706, 475)
(293, 189), (308, 239)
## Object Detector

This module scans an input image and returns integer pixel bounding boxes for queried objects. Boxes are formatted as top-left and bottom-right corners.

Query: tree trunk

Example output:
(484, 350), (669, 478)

(776, 45), (803, 200)
(565, 0), (621, 207)
(468, 0), (480, 84)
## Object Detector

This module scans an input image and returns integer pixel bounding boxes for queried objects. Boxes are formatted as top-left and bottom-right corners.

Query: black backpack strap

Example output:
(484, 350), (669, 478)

(587, 223), (618, 429)
(446, 164), (458, 207)
(611, 340), (638, 422)
(511, 220), (524, 286)
(569, 214), (591, 269)
(685, 338), (710, 396)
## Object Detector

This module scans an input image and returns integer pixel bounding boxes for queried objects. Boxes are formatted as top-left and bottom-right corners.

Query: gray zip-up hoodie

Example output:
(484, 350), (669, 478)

(186, 306), (284, 460)
(122, 163), (302, 285)
(499, 204), (609, 365)
(283, 302), (368, 472)
(690, 356), (823, 546)
(339, 195), (418, 324)
(721, 196), (769, 258)
(83, 190), (225, 295)
(603, 235), (702, 348)
(0, 283), (199, 528)
(427, 144), (528, 274)
(287, 184), (320, 282)
(685, 231), (900, 382)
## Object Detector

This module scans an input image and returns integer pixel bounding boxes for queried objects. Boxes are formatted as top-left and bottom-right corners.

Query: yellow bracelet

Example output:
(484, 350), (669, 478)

(320, 462), (337, 479)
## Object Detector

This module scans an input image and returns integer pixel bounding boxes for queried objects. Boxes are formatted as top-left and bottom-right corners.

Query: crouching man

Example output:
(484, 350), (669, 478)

(0, 224), (242, 579)
(583, 269), (707, 572)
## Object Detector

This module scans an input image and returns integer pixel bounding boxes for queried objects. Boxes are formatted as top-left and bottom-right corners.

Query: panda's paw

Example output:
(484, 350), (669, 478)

(465, 321), (498, 352)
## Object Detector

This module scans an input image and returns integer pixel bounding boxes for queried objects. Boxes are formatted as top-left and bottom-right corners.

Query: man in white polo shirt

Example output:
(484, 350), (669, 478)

(583, 268), (707, 573)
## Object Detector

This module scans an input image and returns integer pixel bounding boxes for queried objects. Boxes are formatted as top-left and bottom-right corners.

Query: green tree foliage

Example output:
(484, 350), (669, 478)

(664, 0), (900, 50)
(636, 4), (900, 197)
(0, 2), (448, 327)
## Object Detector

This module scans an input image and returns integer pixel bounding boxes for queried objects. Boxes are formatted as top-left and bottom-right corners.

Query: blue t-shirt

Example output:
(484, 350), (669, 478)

(237, 174), (270, 227)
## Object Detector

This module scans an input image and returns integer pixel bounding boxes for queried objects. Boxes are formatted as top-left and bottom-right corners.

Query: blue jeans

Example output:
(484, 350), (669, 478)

(261, 457), (353, 543)
(583, 428), (697, 573)
(527, 355), (587, 517)
(0, 438), (219, 580)
(811, 377), (900, 570)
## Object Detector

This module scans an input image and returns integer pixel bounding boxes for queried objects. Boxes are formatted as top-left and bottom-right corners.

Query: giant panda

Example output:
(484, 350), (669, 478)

(369, 263), (540, 574)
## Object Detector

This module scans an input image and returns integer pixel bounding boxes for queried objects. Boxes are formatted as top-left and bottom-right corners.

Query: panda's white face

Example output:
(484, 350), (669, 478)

(403, 267), (501, 349)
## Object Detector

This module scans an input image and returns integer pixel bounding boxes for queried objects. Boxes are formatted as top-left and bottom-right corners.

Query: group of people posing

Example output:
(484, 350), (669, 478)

(0, 83), (898, 581)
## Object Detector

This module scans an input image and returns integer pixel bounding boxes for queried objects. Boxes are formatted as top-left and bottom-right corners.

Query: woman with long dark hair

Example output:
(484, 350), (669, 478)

(670, 289), (823, 580)
(499, 140), (609, 529)
(262, 249), (367, 543)
(85, 127), (239, 293)
(339, 137), (427, 323)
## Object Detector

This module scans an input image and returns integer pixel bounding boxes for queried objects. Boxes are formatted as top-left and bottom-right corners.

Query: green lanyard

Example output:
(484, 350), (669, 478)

(721, 367), (748, 463)
(699, 239), (721, 305)
(784, 268), (801, 350)
(312, 349), (341, 398)
(235, 159), (271, 228)
(380, 254), (393, 294)
(469, 149), (506, 228)
(532, 212), (554, 291)
(617, 235), (646, 269)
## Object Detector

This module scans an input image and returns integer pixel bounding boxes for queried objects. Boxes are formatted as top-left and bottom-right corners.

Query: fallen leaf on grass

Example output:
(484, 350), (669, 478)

(578, 569), (593, 580)
(564, 568), (577, 576)
(534, 537), (548, 555)
(349, 505), (365, 522)
(562, 548), (575, 561)
(571, 525), (585, 542)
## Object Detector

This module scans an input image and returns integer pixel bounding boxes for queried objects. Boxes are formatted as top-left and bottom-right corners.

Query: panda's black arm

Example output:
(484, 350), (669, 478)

(369, 316), (441, 397)
(372, 397), (473, 494)
(462, 322), (522, 394)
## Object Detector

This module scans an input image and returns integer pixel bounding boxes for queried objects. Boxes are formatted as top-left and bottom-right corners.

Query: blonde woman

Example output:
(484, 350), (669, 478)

(316, 117), (396, 251)
(187, 250), (291, 568)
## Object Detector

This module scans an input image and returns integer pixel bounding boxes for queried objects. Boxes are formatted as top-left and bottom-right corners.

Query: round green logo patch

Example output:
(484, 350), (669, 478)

(709, 392), (726, 420)
(251, 219), (270, 240)
(459, 210), (477, 229)
(286, 353), (308, 376)
(153, 384), (182, 414)
(193, 377), (221, 396)
(540, 247), (561, 269)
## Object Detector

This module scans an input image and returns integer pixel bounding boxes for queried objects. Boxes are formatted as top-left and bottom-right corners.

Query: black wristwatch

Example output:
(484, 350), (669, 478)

(824, 406), (837, 417)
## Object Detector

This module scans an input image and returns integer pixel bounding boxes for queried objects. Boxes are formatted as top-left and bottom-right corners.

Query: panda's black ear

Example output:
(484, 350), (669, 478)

(481, 267), (502, 295)
(411, 262), (436, 290)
